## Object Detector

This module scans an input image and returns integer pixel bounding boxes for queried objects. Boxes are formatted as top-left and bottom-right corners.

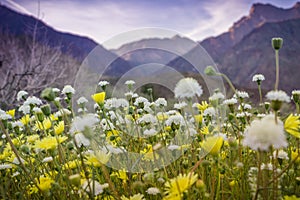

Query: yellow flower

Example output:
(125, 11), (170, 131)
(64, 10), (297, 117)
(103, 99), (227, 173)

(194, 114), (203, 125)
(63, 160), (80, 170)
(201, 136), (223, 156)
(35, 136), (68, 150)
(27, 134), (39, 144)
(164, 172), (198, 200)
(95, 150), (110, 164)
(36, 176), (55, 192)
(291, 148), (300, 163)
(285, 114), (300, 138)
(140, 145), (159, 161)
(36, 118), (52, 130)
(6, 109), (15, 117)
(111, 170), (128, 181)
(157, 112), (168, 121)
(196, 101), (209, 113)
(21, 115), (30, 125)
(200, 126), (210, 135)
(121, 194), (145, 200)
(54, 121), (64, 135)
(164, 126), (172, 132)
(91, 92), (106, 103)
(283, 195), (300, 200)
(229, 180), (236, 187)
(50, 114), (58, 121)
(85, 151), (110, 167)
(0, 146), (12, 160)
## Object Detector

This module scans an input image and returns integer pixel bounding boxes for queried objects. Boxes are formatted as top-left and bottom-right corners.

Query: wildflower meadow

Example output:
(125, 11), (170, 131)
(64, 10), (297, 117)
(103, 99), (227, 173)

(1, 37), (300, 200)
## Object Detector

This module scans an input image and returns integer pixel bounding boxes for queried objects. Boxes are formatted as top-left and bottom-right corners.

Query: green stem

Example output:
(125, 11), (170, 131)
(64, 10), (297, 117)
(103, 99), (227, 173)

(253, 151), (262, 200)
(218, 73), (236, 94)
(275, 50), (279, 90)
(258, 84), (262, 105)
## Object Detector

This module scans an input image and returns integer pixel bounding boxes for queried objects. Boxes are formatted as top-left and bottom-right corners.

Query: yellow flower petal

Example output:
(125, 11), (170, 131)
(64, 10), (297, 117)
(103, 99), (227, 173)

(285, 114), (300, 138)
(91, 92), (105, 103)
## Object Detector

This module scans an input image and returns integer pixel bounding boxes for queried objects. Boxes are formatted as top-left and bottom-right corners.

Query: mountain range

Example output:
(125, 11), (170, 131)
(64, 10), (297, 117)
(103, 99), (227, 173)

(1, 2), (300, 106)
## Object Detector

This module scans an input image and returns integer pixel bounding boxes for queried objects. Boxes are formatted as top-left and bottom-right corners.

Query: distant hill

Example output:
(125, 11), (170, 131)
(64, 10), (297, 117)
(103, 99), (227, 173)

(166, 2), (300, 93)
(0, 5), (130, 107)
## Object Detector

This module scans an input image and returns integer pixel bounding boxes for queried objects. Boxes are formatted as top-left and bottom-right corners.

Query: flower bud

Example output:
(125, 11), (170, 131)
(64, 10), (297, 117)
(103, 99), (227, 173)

(41, 104), (51, 117)
(69, 174), (81, 187)
(204, 66), (217, 76)
(41, 87), (56, 101)
(271, 100), (282, 112)
(196, 179), (205, 190)
(272, 37), (283, 50)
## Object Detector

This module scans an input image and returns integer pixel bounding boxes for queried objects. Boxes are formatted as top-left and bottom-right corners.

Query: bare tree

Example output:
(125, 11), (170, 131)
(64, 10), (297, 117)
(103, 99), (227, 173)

(0, 22), (80, 108)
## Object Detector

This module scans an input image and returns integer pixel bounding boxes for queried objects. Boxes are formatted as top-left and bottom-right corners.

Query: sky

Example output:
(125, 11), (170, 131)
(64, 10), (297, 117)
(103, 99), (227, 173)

(1, 0), (298, 49)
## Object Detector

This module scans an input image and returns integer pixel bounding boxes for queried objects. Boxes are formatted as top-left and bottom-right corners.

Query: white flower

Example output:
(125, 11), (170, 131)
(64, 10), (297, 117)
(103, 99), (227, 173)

(17, 90), (28, 101)
(234, 90), (249, 99)
(209, 92), (225, 101)
(24, 96), (42, 105)
(146, 187), (160, 195)
(12, 121), (24, 128)
(261, 163), (273, 170)
(124, 91), (134, 98)
(138, 114), (157, 124)
(54, 108), (72, 118)
(243, 114), (287, 151)
(75, 133), (90, 147)
(252, 74), (265, 82)
(157, 177), (165, 183)
(266, 90), (290, 103)
(78, 108), (88, 113)
(165, 114), (185, 126)
(70, 114), (99, 134)
(12, 157), (25, 165)
(292, 90), (300, 101)
(174, 77), (203, 99)
(168, 145), (180, 151)
(188, 128), (197, 136)
(155, 98), (167, 107)
(0, 113), (12, 120)
(0, 164), (12, 170)
(143, 129), (157, 136)
(143, 102), (153, 113)
(223, 98), (238, 105)
(257, 113), (266, 118)
(42, 156), (53, 163)
(292, 90), (300, 95)
(32, 107), (42, 113)
(52, 88), (60, 93)
(98, 81), (110, 87)
(238, 103), (252, 110)
(82, 180), (107, 196)
(77, 97), (88, 105)
(273, 150), (289, 160)
(62, 85), (75, 94)
(107, 98), (123, 110)
(100, 119), (115, 131)
(117, 98), (129, 108)
(125, 80), (135, 85)
(12, 172), (20, 177)
(203, 107), (216, 117)
(134, 97), (149, 106)
(236, 112), (252, 118)
(166, 110), (178, 115)
(174, 102), (187, 110)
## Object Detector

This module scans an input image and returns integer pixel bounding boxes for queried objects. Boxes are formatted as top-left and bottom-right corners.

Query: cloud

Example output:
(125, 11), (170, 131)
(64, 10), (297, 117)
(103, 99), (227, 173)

(185, 0), (250, 41)
(7, 0), (299, 49)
